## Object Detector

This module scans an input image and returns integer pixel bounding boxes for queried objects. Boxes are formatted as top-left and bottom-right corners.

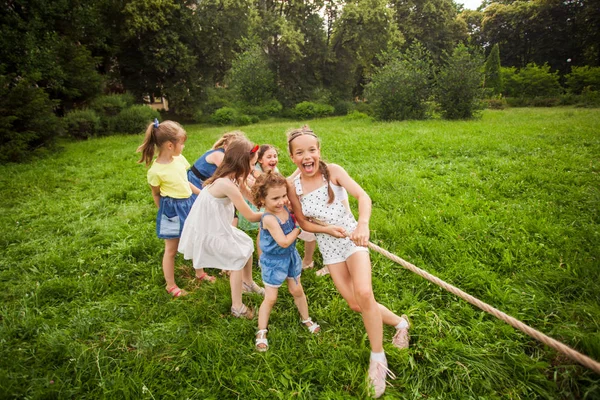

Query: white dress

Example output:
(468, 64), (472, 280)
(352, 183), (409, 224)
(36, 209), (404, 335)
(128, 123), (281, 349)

(178, 185), (253, 270)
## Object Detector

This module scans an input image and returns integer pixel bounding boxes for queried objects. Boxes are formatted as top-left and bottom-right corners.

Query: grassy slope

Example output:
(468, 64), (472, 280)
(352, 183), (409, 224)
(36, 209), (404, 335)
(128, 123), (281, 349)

(0, 108), (598, 399)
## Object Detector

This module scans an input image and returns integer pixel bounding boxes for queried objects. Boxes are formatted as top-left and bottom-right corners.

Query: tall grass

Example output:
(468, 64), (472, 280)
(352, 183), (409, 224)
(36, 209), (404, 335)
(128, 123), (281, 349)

(0, 108), (599, 399)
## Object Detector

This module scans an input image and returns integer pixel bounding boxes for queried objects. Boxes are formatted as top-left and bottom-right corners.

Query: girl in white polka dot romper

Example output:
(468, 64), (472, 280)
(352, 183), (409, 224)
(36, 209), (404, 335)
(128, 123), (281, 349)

(286, 125), (410, 398)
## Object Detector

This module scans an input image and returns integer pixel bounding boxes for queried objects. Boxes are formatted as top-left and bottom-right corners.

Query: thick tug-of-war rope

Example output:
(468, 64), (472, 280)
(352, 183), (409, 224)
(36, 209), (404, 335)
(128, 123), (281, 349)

(366, 241), (600, 375)
(307, 217), (600, 374)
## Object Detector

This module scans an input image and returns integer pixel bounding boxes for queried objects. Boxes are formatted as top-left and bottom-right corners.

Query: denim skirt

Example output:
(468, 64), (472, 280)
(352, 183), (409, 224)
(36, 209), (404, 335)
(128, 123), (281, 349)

(156, 196), (194, 239)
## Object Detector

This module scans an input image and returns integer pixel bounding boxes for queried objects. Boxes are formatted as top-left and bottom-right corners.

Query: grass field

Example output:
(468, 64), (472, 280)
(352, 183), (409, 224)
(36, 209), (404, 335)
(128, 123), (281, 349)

(0, 107), (599, 399)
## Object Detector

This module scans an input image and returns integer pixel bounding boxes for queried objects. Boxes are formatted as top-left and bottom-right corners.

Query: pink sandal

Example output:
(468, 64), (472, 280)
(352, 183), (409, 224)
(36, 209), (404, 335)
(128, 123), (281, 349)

(166, 286), (188, 297)
(196, 272), (216, 283)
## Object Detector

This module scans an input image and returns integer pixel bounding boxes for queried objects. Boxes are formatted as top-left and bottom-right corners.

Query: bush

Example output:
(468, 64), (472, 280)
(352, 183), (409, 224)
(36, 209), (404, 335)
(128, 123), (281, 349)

(90, 94), (135, 117)
(242, 100), (283, 119)
(565, 66), (600, 94)
(63, 109), (101, 139)
(235, 114), (253, 126)
(203, 87), (235, 115)
(578, 88), (600, 108)
(192, 110), (204, 123)
(435, 44), (485, 120)
(501, 64), (562, 98)
(293, 102), (334, 120)
(113, 105), (160, 134)
(0, 74), (63, 163)
(530, 97), (560, 107)
(354, 102), (374, 116)
(333, 101), (353, 116)
(211, 107), (238, 125)
(344, 110), (372, 121)
(485, 96), (507, 110)
(229, 46), (276, 106)
(365, 43), (434, 121)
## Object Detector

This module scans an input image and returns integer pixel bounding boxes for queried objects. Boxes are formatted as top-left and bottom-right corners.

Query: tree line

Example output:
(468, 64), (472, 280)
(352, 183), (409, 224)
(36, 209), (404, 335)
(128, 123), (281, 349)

(1, 0), (599, 162)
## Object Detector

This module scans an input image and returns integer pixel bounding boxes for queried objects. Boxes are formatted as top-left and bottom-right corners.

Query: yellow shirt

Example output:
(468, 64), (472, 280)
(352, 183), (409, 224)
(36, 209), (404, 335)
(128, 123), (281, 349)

(147, 155), (192, 199)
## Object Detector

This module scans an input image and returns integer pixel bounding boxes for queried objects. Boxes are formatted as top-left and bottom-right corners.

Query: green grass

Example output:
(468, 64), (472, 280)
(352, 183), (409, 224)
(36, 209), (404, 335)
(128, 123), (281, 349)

(1, 107), (599, 399)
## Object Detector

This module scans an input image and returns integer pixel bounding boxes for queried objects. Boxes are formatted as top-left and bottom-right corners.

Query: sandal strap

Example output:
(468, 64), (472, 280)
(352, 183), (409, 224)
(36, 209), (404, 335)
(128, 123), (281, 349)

(167, 286), (182, 297)
(197, 272), (207, 280)
(301, 318), (320, 333)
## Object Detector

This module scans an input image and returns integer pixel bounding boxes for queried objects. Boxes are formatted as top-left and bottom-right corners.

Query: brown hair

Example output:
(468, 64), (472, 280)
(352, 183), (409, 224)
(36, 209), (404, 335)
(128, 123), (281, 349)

(257, 144), (276, 162)
(136, 120), (186, 166)
(286, 125), (334, 204)
(204, 137), (255, 186)
(251, 170), (288, 209)
(212, 131), (246, 150)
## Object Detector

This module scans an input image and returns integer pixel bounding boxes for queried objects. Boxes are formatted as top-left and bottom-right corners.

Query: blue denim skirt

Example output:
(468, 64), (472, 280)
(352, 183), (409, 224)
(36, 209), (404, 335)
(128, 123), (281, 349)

(156, 196), (194, 239)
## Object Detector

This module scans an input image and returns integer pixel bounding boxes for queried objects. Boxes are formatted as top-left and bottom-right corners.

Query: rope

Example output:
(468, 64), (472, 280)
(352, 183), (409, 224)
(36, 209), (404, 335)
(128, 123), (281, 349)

(366, 241), (600, 375)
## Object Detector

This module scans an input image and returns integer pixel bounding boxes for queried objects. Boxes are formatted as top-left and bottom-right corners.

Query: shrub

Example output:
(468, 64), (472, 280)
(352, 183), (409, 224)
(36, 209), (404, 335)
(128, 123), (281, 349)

(203, 87), (235, 115)
(578, 87), (600, 108)
(211, 107), (238, 125)
(229, 46), (276, 106)
(0, 74), (63, 163)
(242, 100), (283, 119)
(435, 44), (485, 120)
(485, 96), (507, 110)
(484, 44), (502, 95)
(63, 109), (101, 139)
(365, 43), (434, 121)
(235, 114), (253, 126)
(293, 102), (334, 120)
(333, 101), (353, 116)
(530, 97), (560, 107)
(90, 94), (134, 117)
(192, 110), (204, 123)
(354, 102), (374, 116)
(565, 66), (600, 94)
(113, 105), (160, 134)
(344, 110), (372, 121)
(501, 64), (562, 98)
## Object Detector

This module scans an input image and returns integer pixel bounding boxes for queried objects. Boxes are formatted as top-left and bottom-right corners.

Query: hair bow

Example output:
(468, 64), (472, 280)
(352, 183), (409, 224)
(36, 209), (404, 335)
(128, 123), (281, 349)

(153, 118), (160, 128)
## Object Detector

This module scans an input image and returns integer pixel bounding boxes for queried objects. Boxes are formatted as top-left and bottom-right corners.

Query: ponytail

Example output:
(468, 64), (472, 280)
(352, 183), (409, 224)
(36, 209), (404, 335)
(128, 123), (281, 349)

(319, 160), (335, 204)
(136, 120), (186, 167)
(136, 123), (158, 166)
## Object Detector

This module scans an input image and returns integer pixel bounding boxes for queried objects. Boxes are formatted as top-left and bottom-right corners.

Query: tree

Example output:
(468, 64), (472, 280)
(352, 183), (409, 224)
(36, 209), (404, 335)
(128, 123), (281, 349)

(327, 0), (404, 100)
(484, 43), (502, 94)
(229, 46), (276, 105)
(364, 43), (434, 121)
(390, 0), (468, 62)
(435, 44), (485, 119)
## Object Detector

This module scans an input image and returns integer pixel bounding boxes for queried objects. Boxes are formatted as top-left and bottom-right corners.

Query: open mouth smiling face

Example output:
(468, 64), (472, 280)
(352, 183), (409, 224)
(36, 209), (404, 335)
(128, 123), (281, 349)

(290, 135), (320, 176)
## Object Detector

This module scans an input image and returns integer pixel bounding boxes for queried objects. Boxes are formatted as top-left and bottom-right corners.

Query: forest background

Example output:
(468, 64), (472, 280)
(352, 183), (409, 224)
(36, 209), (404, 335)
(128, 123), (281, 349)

(1, 0), (600, 162)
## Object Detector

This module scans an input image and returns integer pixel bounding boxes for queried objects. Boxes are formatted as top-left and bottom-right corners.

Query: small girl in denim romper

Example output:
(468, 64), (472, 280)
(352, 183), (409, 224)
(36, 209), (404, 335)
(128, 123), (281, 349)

(137, 119), (214, 297)
(250, 171), (320, 352)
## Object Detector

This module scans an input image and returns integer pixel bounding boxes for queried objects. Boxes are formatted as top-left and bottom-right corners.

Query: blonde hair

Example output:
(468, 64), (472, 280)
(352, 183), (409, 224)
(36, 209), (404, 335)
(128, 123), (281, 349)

(204, 137), (255, 186)
(286, 125), (334, 204)
(251, 170), (288, 209)
(212, 131), (246, 150)
(137, 120), (186, 166)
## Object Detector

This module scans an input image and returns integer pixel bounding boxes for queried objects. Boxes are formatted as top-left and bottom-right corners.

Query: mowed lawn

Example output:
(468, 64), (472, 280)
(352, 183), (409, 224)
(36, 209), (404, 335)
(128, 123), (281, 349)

(0, 107), (599, 399)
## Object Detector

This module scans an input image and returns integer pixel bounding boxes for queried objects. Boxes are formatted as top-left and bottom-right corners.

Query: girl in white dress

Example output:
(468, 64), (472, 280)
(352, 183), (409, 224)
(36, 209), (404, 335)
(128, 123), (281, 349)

(179, 138), (263, 318)
(285, 125), (410, 398)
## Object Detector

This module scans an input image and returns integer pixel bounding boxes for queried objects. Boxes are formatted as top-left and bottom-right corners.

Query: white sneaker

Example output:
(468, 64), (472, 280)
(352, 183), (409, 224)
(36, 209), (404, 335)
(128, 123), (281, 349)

(368, 358), (396, 398)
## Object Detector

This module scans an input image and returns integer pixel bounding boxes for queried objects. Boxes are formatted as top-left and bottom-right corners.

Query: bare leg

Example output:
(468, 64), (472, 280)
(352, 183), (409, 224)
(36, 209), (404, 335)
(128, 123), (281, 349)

(328, 252), (403, 352)
(287, 277), (309, 320)
(258, 286), (279, 330)
(229, 269), (244, 310)
(242, 255), (254, 285)
(163, 238), (179, 290)
(303, 240), (316, 267)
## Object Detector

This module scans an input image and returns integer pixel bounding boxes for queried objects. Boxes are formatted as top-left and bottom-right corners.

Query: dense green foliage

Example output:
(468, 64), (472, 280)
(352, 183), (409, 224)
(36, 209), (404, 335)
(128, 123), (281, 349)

(565, 66), (600, 94)
(435, 44), (485, 119)
(501, 64), (563, 98)
(365, 45), (434, 121)
(63, 109), (102, 139)
(112, 105), (160, 135)
(0, 74), (63, 163)
(484, 43), (502, 95)
(1, 0), (599, 160)
(1, 109), (599, 398)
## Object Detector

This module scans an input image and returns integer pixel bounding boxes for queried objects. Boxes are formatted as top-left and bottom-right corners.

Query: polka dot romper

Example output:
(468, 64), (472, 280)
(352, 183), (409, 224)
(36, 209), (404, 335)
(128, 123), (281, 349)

(293, 174), (368, 265)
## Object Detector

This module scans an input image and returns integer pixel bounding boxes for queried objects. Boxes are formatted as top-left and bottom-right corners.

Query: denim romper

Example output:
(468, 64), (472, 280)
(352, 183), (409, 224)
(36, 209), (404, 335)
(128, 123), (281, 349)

(259, 208), (302, 287)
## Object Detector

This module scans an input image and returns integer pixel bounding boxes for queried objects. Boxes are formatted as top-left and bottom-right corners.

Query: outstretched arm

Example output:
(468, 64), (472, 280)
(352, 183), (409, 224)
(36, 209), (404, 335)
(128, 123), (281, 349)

(329, 164), (371, 246)
(218, 179), (262, 222)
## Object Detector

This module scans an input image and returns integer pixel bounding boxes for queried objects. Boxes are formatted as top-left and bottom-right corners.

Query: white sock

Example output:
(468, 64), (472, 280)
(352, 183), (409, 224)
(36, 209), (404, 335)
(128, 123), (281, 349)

(395, 318), (409, 330)
(370, 351), (386, 363)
